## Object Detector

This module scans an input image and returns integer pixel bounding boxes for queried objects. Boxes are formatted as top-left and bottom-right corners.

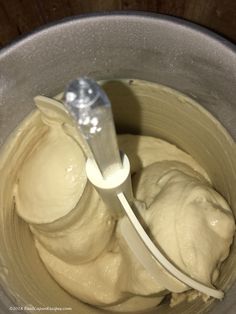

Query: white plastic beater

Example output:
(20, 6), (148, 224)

(64, 77), (224, 300)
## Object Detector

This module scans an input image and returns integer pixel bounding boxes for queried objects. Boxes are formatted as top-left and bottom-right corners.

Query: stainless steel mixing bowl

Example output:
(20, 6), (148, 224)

(0, 12), (236, 314)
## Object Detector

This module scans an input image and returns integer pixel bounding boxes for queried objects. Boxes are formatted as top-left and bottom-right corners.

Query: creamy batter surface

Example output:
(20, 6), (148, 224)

(10, 95), (235, 312)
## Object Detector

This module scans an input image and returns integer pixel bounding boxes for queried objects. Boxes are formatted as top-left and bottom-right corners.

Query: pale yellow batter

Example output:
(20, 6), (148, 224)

(12, 97), (235, 312)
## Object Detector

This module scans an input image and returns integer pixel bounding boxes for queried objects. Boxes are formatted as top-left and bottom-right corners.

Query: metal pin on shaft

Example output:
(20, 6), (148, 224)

(64, 77), (122, 179)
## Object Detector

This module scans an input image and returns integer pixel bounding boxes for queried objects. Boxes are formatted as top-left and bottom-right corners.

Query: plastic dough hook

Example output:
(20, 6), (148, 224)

(64, 77), (224, 300)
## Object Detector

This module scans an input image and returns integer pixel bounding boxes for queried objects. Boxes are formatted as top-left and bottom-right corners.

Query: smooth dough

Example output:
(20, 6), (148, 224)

(13, 97), (235, 311)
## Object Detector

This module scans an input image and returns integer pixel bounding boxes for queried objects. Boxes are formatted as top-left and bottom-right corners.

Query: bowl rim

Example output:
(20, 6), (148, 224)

(0, 11), (235, 58)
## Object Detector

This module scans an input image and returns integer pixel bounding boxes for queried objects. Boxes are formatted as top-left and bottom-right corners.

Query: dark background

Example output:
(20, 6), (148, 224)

(0, 0), (236, 48)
